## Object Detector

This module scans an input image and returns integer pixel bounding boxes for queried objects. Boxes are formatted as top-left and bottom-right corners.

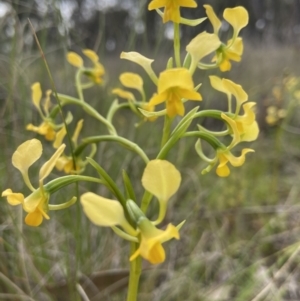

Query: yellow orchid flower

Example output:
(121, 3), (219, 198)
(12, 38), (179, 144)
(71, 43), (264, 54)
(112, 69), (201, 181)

(217, 38), (244, 72)
(222, 104), (259, 143)
(53, 120), (88, 174)
(26, 83), (57, 141)
(81, 192), (180, 264)
(148, 0), (197, 23)
(130, 217), (179, 264)
(142, 160), (181, 224)
(149, 68), (202, 117)
(67, 49), (105, 84)
(80, 159), (181, 264)
(216, 148), (254, 177)
(204, 5), (248, 71)
(26, 122), (56, 141)
(2, 139), (65, 226)
(197, 110), (255, 177)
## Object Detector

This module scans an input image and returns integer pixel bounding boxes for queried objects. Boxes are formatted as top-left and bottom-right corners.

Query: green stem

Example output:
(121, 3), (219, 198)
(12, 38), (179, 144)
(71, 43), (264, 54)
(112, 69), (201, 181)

(174, 23), (181, 67)
(45, 175), (103, 194)
(75, 69), (84, 101)
(106, 101), (132, 124)
(194, 109), (223, 120)
(57, 93), (117, 135)
(157, 131), (223, 160)
(126, 243), (142, 301)
(161, 115), (173, 148)
(76, 135), (149, 164)
(183, 131), (224, 149)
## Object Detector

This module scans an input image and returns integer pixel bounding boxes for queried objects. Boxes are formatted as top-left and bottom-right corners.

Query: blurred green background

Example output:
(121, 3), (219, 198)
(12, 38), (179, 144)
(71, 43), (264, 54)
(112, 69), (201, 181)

(1, 0), (300, 300)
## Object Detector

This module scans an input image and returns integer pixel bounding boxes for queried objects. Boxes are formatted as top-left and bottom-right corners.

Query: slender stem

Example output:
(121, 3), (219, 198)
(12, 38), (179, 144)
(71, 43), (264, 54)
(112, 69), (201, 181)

(45, 175), (104, 194)
(106, 101), (131, 124)
(157, 131), (223, 160)
(161, 115), (173, 148)
(174, 23), (181, 67)
(76, 135), (149, 164)
(126, 243), (142, 301)
(75, 69), (84, 101)
(57, 93), (117, 135)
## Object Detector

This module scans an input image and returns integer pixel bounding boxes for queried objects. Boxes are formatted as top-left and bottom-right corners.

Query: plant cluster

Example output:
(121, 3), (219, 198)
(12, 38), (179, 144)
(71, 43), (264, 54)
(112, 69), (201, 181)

(2, 1), (259, 299)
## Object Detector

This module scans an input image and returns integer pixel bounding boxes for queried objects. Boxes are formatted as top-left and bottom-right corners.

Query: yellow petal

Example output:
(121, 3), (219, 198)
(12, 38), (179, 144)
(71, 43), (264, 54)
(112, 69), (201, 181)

(142, 160), (181, 203)
(149, 92), (167, 106)
(26, 122), (56, 141)
(120, 72), (143, 92)
(72, 119), (84, 145)
(203, 5), (222, 35)
(225, 38), (244, 58)
(216, 152), (230, 177)
(173, 98), (185, 116)
(55, 155), (71, 172)
(23, 190), (46, 212)
(43, 89), (52, 115)
(221, 113), (241, 147)
(219, 59), (232, 72)
(226, 148), (254, 167)
(131, 218), (179, 264)
(179, 88), (202, 101)
(148, 0), (167, 10)
(158, 68), (194, 93)
(224, 6), (248, 38)
(80, 192), (127, 227)
(240, 121), (259, 142)
(209, 76), (229, 95)
(53, 126), (67, 149)
(177, 0), (197, 8)
(166, 101), (178, 117)
(186, 31), (221, 63)
(25, 210), (44, 227)
(149, 0), (197, 23)
(238, 102), (256, 124)
(31, 82), (42, 110)
(82, 49), (99, 63)
(12, 139), (43, 190)
(67, 52), (83, 68)
(39, 144), (66, 181)
(222, 79), (248, 106)
(112, 88), (135, 101)
(120, 52), (155, 81)
(2, 189), (24, 206)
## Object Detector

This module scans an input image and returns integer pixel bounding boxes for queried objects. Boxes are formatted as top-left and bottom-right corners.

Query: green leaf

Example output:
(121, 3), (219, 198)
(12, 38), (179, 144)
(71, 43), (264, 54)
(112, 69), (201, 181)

(157, 107), (199, 159)
(166, 57), (173, 69)
(86, 157), (126, 207)
(171, 106), (199, 138)
(122, 170), (136, 202)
